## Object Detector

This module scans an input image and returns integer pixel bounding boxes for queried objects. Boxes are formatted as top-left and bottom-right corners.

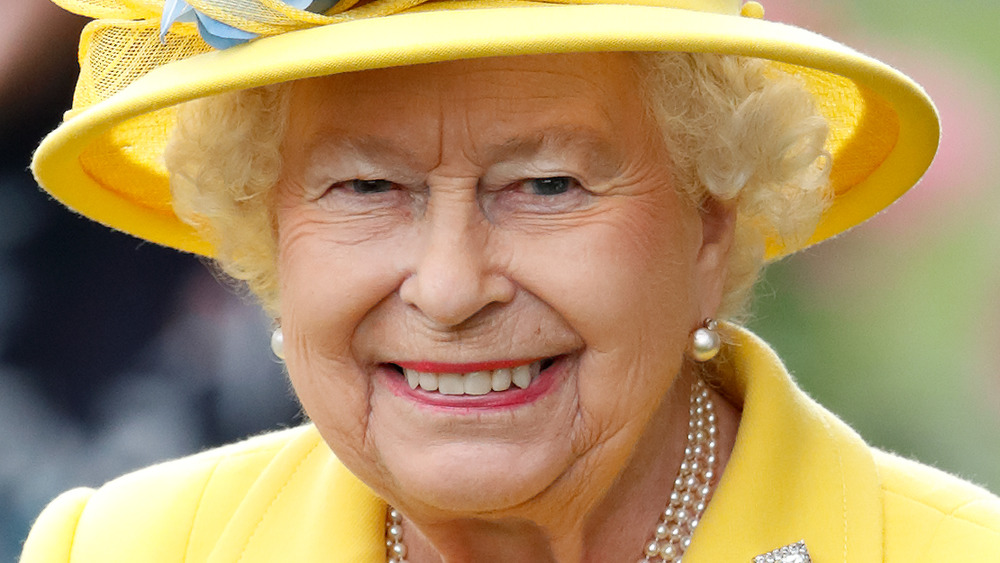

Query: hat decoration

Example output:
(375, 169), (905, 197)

(159, 0), (366, 49)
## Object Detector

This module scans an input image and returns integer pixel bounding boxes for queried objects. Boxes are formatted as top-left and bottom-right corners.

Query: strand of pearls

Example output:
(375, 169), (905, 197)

(386, 507), (407, 562)
(385, 379), (717, 563)
(639, 378), (717, 563)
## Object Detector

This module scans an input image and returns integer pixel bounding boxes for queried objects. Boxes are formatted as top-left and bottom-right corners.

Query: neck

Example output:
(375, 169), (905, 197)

(397, 367), (740, 563)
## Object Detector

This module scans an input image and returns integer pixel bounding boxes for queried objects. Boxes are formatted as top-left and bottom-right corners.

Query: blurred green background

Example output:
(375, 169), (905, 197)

(755, 0), (1000, 491)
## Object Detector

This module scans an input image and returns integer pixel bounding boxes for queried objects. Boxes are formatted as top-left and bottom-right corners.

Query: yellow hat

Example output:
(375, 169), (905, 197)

(33, 0), (939, 259)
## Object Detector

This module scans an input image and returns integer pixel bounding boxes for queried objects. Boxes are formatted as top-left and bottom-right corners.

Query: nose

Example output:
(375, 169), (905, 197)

(399, 193), (515, 328)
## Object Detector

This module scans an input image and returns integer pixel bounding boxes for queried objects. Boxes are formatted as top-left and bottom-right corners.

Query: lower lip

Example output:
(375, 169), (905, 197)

(379, 359), (567, 410)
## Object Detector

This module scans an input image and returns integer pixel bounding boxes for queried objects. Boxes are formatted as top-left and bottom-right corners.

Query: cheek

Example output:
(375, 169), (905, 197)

(506, 195), (700, 428)
(510, 196), (700, 338)
(275, 210), (412, 454)
(277, 211), (410, 347)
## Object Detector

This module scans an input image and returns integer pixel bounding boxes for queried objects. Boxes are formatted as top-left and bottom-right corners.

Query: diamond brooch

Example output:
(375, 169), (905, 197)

(753, 540), (812, 563)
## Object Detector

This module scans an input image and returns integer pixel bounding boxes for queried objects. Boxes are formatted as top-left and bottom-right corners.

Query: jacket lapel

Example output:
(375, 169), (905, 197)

(207, 427), (386, 562)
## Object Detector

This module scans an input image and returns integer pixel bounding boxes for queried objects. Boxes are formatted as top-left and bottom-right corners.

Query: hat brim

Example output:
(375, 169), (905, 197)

(32, 3), (939, 259)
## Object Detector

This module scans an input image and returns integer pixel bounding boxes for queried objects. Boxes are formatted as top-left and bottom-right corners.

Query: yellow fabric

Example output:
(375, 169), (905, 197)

(23, 327), (998, 561)
(32, 0), (939, 260)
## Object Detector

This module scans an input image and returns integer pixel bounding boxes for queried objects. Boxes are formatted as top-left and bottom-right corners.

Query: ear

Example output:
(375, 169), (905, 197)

(693, 196), (736, 320)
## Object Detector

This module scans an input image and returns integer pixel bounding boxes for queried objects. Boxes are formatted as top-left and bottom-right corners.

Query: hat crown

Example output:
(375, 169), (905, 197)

(165, 0), (744, 46)
(60, 0), (748, 110)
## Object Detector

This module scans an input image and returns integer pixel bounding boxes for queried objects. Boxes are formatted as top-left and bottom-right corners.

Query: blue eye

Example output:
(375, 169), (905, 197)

(350, 179), (394, 194)
(528, 177), (573, 196)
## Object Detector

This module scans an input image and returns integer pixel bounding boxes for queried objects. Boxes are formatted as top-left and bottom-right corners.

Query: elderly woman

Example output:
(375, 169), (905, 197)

(22, 0), (1000, 561)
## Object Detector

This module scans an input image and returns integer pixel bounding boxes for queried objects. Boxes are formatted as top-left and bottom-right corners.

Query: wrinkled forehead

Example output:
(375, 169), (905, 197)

(292, 51), (642, 98)
(288, 53), (645, 128)
(283, 52), (651, 160)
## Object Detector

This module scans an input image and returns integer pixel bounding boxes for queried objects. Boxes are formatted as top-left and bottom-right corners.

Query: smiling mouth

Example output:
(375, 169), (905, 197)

(386, 358), (557, 396)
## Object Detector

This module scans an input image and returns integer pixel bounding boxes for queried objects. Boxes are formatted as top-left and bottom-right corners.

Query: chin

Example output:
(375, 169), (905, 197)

(381, 444), (571, 514)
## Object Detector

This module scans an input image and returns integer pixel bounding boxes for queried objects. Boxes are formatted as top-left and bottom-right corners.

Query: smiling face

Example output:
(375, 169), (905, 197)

(274, 52), (732, 523)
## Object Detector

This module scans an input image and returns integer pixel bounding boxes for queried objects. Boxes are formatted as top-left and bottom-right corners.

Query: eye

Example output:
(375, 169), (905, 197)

(526, 177), (574, 196)
(346, 179), (395, 194)
(483, 174), (591, 218)
(316, 178), (411, 213)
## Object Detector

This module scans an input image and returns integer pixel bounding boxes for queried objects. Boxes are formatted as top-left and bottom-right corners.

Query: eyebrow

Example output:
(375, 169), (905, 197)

(484, 127), (623, 173)
(302, 135), (420, 168)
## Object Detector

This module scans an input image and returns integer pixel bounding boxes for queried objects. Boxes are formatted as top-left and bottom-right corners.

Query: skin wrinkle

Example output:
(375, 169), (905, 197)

(481, 129), (623, 182)
(301, 137), (430, 195)
(283, 294), (373, 456)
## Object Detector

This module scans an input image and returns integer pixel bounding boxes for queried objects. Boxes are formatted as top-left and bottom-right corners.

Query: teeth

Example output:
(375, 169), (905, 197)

(511, 365), (531, 389)
(465, 371), (492, 395)
(419, 372), (438, 391)
(401, 361), (546, 396)
(491, 368), (512, 391)
(438, 373), (464, 395)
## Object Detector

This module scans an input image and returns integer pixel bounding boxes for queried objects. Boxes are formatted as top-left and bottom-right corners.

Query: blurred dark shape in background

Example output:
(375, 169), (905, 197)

(0, 3), (299, 559)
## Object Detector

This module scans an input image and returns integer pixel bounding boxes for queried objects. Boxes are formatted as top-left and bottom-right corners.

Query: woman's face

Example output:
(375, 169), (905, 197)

(275, 53), (732, 519)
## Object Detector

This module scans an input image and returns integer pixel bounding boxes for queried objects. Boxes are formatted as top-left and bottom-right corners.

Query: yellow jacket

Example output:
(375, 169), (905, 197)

(22, 328), (1000, 561)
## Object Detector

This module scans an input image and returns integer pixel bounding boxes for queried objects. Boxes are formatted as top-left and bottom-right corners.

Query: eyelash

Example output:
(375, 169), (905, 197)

(516, 176), (578, 197)
(327, 176), (582, 196)
(332, 179), (397, 194)
(319, 175), (590, 219)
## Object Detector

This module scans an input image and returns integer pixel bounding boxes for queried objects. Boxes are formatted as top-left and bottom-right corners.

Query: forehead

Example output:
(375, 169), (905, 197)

(286, 52), (647, 144)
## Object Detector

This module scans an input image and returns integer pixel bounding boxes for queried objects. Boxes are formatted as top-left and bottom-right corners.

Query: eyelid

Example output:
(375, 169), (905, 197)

(484, 160), (578, 184)
(481, 169), (588, 192)
(324, 176), (421, 194)
(307, 158), (422, 188)
(521, 175), (587, 193)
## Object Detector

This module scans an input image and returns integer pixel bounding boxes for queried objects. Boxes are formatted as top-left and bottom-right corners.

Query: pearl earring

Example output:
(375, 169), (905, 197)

(270, 327), (285, 360)
(690, 319), (721, 362)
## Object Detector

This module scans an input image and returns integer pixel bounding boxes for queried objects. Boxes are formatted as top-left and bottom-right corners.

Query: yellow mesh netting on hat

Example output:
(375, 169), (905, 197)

(57, 0), (445, 113)
(74, 20), (210, 110)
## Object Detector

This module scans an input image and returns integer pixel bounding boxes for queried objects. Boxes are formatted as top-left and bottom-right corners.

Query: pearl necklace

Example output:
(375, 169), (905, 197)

(640, 377), (717, 562)
(385, 379), (718, 563)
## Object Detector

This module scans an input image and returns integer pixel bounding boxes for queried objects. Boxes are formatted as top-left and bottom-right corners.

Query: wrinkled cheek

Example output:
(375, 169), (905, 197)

(277, 229), (408, 355)
(574, 347), (678, 426)
(279, 269), (379, 448)
(275, 220), (412, 475)
(284, 341), (377, 467)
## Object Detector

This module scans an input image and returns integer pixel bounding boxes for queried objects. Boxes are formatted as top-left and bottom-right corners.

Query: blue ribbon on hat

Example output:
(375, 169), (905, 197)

(160, 0), (339, 49)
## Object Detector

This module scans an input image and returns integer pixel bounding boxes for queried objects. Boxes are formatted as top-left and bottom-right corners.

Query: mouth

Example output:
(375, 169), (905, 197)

(392, 358), (554, 395)
(380, 357), (563, 408)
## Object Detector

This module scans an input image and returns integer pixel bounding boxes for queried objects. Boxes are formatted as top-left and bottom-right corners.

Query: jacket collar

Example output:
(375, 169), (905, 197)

(685, 324), (883, 562)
